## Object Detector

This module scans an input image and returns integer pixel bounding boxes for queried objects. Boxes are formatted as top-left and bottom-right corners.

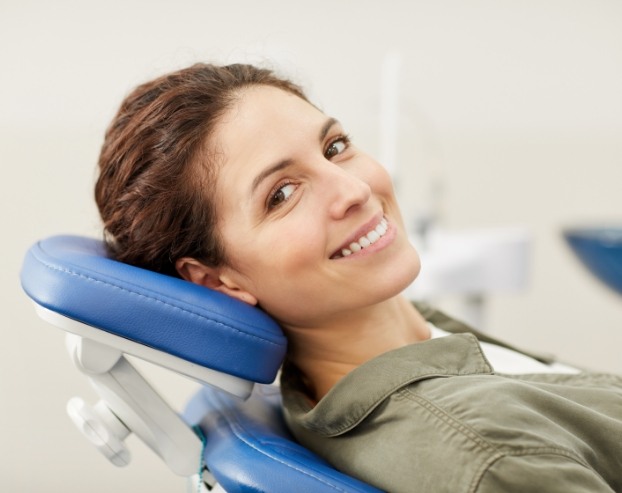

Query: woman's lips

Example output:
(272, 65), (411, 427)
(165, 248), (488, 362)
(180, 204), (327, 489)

(330, 216), (389, 259)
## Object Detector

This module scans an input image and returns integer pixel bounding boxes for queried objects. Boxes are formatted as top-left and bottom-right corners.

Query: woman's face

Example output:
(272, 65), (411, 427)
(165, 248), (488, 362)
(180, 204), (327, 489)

(208, 86), (420, 328)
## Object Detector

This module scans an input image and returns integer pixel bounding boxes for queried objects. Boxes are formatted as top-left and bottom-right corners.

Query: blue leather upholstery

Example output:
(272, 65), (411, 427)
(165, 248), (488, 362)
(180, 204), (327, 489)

(185, 385), (383, 493)
(20, 235), (287, 382)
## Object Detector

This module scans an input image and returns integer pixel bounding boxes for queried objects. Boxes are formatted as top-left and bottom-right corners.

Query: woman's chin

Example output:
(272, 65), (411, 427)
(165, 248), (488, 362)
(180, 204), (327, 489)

(383, 251), (421, 299)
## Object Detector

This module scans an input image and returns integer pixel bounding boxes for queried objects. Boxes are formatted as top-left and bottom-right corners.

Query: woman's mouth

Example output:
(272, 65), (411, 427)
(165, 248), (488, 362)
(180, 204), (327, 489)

(331, 217), (389, 259)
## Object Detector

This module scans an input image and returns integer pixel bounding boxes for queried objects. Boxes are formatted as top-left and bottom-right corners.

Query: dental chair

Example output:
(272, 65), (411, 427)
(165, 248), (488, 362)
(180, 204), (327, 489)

(20, 235), (382, 493)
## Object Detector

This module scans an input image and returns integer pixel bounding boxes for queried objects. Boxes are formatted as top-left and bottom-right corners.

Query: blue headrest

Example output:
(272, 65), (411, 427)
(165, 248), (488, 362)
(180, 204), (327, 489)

(20, 235), (287, 383)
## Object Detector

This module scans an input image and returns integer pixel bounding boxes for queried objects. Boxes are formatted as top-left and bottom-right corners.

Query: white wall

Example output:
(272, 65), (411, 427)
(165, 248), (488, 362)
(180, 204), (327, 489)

(2, 1), (621, 491)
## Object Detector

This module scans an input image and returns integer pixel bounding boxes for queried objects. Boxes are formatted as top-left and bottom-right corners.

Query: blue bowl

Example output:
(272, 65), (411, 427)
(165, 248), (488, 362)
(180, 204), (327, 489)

(563, 227), (622, 296)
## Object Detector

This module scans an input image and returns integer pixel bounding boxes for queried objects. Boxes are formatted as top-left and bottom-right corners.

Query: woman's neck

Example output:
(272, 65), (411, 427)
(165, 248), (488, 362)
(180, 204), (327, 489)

(282, 295), (430, 401)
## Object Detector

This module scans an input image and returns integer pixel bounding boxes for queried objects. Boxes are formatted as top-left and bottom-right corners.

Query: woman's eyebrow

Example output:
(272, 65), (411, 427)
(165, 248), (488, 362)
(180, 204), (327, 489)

(319, 117), (339, 143)
(251, 159), (294, 193)
(251, 117), (340, 194)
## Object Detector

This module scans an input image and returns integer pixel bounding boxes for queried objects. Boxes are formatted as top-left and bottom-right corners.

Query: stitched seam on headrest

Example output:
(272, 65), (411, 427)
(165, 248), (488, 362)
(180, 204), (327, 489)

(38, 259), (283, 347)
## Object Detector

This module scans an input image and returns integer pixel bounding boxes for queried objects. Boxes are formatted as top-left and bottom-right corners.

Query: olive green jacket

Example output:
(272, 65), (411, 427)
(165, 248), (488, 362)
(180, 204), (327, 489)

(281, 303), (622, 492)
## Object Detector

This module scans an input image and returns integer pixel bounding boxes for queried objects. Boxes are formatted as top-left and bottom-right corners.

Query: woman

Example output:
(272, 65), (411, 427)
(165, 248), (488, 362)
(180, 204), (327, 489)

(96, 63), (622, 492)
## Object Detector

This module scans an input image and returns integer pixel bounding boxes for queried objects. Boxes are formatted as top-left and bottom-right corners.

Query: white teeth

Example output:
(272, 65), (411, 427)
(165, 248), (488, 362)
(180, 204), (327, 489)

(349, 242), (362, 252)
(337, 217), (389, 258)
(367, 230), (380, 243)
(358, 236), (371, 247)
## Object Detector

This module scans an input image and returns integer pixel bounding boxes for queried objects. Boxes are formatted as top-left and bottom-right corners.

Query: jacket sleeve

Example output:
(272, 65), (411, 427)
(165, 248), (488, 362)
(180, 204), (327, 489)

(474, 453), (615, 493)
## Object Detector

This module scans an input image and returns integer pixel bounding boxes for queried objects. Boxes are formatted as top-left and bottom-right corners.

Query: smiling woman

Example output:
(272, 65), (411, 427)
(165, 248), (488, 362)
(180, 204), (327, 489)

(95, 63), (622, 493)
(178, 84), (421, 334)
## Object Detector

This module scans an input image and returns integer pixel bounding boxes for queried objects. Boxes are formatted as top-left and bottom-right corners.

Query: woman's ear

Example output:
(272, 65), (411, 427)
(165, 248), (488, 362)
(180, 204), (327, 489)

(175, 257), (258, 306)
(175, 257), (219, 288)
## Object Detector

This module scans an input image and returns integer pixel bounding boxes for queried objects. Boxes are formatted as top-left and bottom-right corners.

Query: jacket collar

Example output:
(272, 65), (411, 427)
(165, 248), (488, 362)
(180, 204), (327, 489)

(282, 333), (494, 437)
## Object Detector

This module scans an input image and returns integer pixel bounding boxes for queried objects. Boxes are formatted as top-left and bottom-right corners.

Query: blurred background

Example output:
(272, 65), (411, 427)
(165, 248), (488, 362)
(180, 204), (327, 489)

(2, 1), (621, 491)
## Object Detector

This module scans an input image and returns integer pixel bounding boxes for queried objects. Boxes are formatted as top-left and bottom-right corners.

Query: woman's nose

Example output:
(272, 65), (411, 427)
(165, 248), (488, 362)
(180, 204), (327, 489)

(324, 164), (372, 219)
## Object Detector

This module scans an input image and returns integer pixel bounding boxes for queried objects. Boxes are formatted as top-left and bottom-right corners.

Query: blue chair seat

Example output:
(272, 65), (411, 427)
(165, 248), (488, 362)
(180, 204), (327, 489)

(185, 384), (382, 493)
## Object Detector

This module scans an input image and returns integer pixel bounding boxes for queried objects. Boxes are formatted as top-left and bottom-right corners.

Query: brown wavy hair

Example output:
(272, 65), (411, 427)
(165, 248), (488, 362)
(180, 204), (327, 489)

(95, 63), (307, 277)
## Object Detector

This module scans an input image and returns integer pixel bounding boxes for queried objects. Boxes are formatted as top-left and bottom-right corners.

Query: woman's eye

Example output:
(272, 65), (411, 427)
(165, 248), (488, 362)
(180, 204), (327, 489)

(324, 135), (350, 159)
(268, 182), (296, 210)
